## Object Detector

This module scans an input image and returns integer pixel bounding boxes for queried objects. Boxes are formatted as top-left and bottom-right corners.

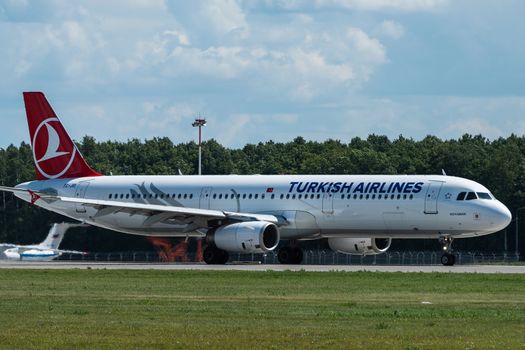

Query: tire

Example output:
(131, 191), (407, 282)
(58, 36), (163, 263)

(278, 247), (303, 264)
(291, 247), (303, 264)
(203, 246), (228, 265)
(277, 247), (292, 264)
(203, 246), (217, 264)
(218, 249), (229, 264)
(441, 253), (455, 266)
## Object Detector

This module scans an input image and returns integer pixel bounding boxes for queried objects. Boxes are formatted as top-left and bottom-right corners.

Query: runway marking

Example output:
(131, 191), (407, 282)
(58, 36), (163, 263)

(0, 261), (524, 273)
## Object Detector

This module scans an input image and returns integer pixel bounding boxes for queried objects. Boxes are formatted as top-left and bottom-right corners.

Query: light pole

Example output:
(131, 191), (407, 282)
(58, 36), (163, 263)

(515, 207), (525, 257)
(192, 118), (207, 175)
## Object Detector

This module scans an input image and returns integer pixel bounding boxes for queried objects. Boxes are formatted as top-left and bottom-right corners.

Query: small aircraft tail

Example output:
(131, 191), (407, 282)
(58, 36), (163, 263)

(23, 92), (101, 180)
(37, 223), (84, 250)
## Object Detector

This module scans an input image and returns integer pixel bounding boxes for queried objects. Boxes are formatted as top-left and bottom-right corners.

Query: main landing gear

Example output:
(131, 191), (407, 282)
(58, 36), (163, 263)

(277, 243), (303, 264)
(439, 236), (456, 266)
(203, 245), (229, 264)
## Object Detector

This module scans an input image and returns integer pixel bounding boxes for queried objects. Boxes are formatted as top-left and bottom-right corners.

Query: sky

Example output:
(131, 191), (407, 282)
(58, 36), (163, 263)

(1, 0), (525, 148)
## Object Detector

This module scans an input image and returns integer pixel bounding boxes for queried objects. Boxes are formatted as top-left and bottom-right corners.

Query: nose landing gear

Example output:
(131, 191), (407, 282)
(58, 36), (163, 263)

(439, 236), (456, 266)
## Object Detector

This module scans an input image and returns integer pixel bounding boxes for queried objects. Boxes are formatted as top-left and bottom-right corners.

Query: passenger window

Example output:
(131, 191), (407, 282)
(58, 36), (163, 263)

(108, 194), (112, 199)
(184, 194), (187, 199)
(249, 194), (253, 199)
(243, 194), (247, 199)
(190, 194), (193, 199)
(254, 194), (258, 199)
(317, 194), (320, 199)
(365, 194), (369, 200)
(280, 194), (284, 199)
(213, 194), (217, 199)
(177, 194), (182, 199)
(261, 194), (265, 199)
(466, 192), (477, 200)
(359, 194), (363, 200)
(125, 194), (129, 199)
(477, 192), (492, 200)
(292, 194), (296, 199)
(409, 194), (413, 200)
(219, 194), (223, 199)
(271, 194), (275, 199)
(120, 194), (124, 199)
(378, 194), (382, 199)
(457, 192), (466, 200)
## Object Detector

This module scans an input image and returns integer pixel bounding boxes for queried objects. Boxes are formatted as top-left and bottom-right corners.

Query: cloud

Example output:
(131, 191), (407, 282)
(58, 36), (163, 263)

(165, 0), (248, 45)
(443, 118), (502, 139)
(4, 0), (521, 151)
(378, 20), (405, 39)
(314, 0), (448, 11)
(244, 0), (448, 12)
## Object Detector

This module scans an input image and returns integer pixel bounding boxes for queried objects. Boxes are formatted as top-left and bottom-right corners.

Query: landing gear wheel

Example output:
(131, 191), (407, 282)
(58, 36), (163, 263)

(278, 247), (303, 264)
(203, 246), (229, 265)
(441, 253), (456, 266)
(291, 247), (303, 264)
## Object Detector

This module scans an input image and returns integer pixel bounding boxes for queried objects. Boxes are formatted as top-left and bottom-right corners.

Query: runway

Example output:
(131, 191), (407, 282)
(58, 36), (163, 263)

(0, 261), (524, 273)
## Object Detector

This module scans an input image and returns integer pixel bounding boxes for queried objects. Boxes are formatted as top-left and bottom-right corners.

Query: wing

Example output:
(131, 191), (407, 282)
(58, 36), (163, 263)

(57, 249), (87, 255)
(0, 243), (18, 248)
(0, 185), (280, 230)
(57, 196), (279, 230)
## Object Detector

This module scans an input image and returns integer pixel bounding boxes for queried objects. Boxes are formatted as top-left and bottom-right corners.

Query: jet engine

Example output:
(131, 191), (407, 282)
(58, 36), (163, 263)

(328, 237), (391, 255)
(207, 221), (280, 254)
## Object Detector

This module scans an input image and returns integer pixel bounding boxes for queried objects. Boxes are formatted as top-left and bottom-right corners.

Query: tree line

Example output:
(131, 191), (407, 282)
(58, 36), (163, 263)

(1, 134), (524, 254)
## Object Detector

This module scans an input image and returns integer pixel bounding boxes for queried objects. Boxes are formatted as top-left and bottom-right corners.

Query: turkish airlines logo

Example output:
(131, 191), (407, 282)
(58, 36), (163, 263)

(32, 118), (77, 179)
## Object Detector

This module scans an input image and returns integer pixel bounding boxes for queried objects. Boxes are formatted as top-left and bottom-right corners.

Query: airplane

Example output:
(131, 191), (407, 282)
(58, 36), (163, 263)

(0, 92), (512, 266)
(1, 222), (87, 261)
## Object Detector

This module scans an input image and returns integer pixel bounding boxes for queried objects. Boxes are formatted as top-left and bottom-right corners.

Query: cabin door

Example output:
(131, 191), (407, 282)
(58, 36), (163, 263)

(74, 181), (90, 213)
(424, 181), (443, 214)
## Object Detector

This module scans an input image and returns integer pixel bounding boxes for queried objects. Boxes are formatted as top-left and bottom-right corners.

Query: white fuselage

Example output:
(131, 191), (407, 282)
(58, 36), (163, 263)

(14, 174), (511, 241)
(3, 247), (59, 261)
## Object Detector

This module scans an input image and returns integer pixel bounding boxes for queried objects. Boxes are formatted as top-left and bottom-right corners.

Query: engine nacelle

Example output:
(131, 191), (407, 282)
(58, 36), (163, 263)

(328, 237), (391, 255)
(208, 221), (280, 253)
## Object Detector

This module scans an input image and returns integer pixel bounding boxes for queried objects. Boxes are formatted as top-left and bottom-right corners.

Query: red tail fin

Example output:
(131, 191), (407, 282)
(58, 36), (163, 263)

(23, 92), (101, 180)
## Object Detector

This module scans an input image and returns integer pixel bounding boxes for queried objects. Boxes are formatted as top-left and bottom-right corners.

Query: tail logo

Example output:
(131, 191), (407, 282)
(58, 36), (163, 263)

(32, 118), (77, 179)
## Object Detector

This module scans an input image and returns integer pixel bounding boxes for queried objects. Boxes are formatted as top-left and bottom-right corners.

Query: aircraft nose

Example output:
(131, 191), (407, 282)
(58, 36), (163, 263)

(490, 202), (512, 231)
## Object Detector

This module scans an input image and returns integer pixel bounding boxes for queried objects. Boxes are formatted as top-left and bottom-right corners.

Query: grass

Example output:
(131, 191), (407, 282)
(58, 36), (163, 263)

(0, 269), (524, 349)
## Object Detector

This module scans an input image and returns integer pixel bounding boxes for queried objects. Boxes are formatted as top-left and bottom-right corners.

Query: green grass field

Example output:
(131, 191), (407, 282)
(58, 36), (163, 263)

(0, 269), (524, 349)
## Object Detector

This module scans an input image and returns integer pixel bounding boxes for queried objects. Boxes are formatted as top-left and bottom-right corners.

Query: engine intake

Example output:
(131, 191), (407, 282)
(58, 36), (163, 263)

(208, 221), (280, 253)
(328, 237), (391, 255)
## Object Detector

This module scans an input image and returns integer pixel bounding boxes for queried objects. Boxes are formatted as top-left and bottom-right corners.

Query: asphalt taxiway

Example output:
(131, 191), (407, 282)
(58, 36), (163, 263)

(0, 261), (524, 273)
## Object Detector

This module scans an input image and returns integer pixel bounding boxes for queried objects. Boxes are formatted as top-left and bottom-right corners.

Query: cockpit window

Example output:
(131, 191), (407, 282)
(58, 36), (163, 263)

(477, 192), (492, 200)
(465, 192), (478, 200)
(456, 192), (466, 200)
